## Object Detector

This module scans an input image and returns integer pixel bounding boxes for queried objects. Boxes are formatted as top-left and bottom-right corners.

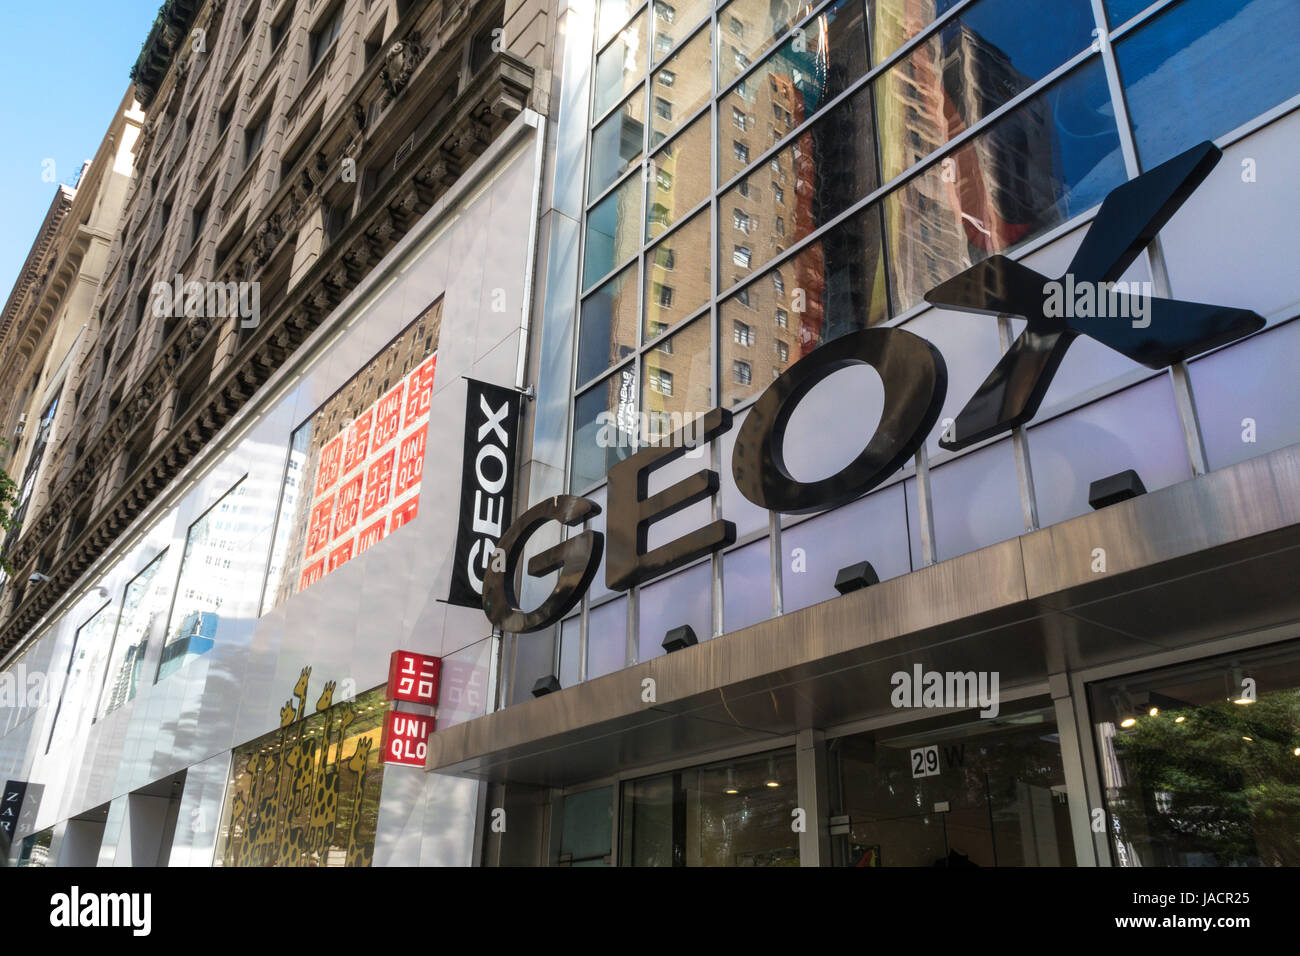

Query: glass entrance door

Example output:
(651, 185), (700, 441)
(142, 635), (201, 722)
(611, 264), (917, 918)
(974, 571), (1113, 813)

(828, 704), (1076, 866)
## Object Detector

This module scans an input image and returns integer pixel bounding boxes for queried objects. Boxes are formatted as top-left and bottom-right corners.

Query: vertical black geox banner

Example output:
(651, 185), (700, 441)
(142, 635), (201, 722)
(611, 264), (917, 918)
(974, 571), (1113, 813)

(446, 379), (521, 608)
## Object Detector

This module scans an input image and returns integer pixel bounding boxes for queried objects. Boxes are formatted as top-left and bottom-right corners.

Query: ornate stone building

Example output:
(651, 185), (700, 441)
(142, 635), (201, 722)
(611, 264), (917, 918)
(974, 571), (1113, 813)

(0, 92), (142, 599)
(0, 0), (551, 657)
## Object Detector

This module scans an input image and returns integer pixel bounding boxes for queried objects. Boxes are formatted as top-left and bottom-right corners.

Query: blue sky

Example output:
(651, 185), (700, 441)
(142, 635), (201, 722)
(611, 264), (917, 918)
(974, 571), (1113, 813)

(0, 1), (162, 302)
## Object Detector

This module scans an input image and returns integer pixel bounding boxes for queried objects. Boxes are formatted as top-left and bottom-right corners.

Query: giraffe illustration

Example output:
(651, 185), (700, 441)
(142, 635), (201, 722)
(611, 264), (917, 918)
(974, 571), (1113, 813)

(303, 699), (353, 862)
(262, 668), (312, 865)
(283, 680), (338, 863)
(273, 667), (316, 865)
(344, 735), (375, 868)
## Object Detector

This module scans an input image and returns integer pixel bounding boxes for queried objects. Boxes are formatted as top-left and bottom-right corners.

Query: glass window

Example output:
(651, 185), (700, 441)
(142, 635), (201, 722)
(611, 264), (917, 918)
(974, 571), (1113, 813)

(638, 559), (712, 661)
(265, 302), (440, 609)
(652, 0), (708, 64)
(559, 615), (581, 688)
(621, 748), (799, 865)
(646, 115), (710, 238)
(98, 551), (171, 718)
(1089, 640), (1300, 866)
(16, 828), (53, 867)
(721, 203), (888, 408)
(723, 538), (770, 633)
(641, 315), (711, 442)
(1189, 319), (1300, 472)
(587, 597), (628, 678)
(595, 8), (648, 117)
(650, 25), (711, 145)
(215, 683), (389, 866)
(645, 210), (710, 334)
(717, 0), (871, 184)
(875, 0), (1095, 182)
(904, 439), (1025, 565)
(585, 172), (644, 289)
(557, 786), (614, 865)
(309, 3), (343, 70)
(598, 0), (639, 48)
(783, 485), (911, 613)
(159, 477), (265, 682)
(885, 60), (1125, 313)
(1104, 0), (1156, 27)
(717, 0), (817, 88)
(590, 89), (645, 198)
(47, 601), (114, 752)
(572, 369), (638, 491)
(1026, 374), (1190, 529)
(579, 264), (639, 386)
(721, 83), (879, 278)
(1115, 0), (1300, 170)
(829, 705), (1076, 866)
(869, 0), (949, 64)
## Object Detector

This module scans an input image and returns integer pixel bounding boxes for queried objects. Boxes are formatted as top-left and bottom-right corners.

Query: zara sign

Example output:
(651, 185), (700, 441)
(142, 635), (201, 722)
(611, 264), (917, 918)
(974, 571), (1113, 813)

(482, 141), (1263, 634)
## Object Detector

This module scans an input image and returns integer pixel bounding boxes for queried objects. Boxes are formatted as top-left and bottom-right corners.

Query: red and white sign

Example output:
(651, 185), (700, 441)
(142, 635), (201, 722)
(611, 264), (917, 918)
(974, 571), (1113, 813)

(394, 429), (426, 496)
(372, 383), (405, 452)
(314, 437), (343, 496)
(383, 712), (433, 767)
(332, 473), (364, 538)
(362, 450), (396, 521)
(327, 539), (353, 572)
(404, 355), (437, 427)
(292, 353), (437, 598)
(356, 517), (386, 555)
(387, 650), (442, 706)
(299, 558), (326, 591)
(305, 496), (335, 557)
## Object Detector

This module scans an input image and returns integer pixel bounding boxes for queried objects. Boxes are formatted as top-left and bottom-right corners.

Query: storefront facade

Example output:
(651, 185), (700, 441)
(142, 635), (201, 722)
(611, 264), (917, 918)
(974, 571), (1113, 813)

(2, 0), (1298, 869)
(0, 114), (545, 867)
(439, 0), (1300, 867)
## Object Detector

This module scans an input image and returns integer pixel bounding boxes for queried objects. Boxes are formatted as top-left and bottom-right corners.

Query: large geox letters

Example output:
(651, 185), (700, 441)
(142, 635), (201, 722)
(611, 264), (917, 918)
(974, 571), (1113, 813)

(481, 140), (1262, 635)
(483, 325), (946, 632)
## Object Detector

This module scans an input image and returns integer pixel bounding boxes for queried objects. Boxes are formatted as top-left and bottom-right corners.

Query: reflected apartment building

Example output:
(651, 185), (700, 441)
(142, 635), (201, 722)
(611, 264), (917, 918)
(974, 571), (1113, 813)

(3, 0), (1300, 870)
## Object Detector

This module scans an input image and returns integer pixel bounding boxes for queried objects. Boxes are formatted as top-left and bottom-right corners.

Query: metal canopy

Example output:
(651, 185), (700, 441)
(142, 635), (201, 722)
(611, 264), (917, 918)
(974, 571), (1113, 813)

(426, 444), (1300, 789)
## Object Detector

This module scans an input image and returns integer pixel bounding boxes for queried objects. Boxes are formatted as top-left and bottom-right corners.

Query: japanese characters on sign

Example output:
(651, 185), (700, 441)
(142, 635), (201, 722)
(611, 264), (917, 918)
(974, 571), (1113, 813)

(293, 353), (436, 596)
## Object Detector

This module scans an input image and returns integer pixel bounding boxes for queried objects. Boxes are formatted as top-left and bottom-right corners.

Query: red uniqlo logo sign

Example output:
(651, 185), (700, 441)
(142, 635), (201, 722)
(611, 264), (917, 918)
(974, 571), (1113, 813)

(332, 474), (364, 538)
(356, 517), (386, 555)
(315, 438), (342, 496)
(404, 355), (437, 426)
(387, 650), (442, 705)
(383, 712), (433, 767)
(328, 539), (354, 571)
(305, 496), (335, 556)
(372, 383), (404, 451)
(361, 450), (395, 520)
(342, 409), (374, 475)
(395, 429), (426, 496)
(300, 559), (325, 590)
(390, 495), (419, 530)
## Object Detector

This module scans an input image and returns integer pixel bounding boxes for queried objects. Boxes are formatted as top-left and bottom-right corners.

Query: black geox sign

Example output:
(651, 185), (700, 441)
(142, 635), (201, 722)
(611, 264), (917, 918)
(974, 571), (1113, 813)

(481, 140), (1264, 634)
(446, 379), (521, 608)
